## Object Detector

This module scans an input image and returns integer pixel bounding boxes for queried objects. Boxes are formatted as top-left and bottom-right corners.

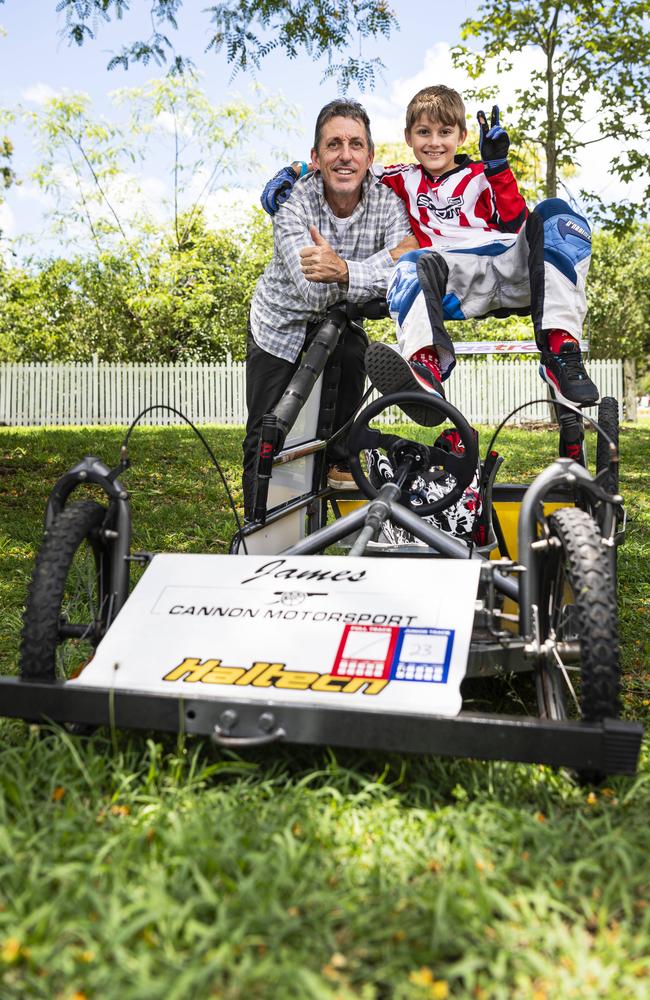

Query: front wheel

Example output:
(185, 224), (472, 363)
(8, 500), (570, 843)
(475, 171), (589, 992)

(535, 507), (620, 725)
(20, 500), (120, 681)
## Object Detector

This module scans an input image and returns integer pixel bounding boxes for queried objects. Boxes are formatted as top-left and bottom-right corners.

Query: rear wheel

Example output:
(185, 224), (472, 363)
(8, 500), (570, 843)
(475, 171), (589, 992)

(596, 396), (619, 496)
(535, 507), (619, 740)
(20, 500), (118, 681)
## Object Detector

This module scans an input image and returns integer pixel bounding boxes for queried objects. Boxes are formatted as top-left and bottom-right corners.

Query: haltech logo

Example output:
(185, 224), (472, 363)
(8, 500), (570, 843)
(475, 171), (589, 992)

(163, 657), (388, 695)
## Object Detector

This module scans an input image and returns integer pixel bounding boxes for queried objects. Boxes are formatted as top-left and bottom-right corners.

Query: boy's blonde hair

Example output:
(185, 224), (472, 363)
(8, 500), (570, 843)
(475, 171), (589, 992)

(405, 85), (466, 133)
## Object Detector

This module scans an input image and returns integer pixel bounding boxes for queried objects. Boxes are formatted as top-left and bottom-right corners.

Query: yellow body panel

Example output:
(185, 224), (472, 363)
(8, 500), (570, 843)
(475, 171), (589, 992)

(334, 499), (368, 516)
(491, 500), (572, 561)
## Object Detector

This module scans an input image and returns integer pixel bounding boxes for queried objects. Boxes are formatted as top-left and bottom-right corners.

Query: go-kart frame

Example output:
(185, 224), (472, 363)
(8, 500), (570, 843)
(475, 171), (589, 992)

(1, 302), (643, 781)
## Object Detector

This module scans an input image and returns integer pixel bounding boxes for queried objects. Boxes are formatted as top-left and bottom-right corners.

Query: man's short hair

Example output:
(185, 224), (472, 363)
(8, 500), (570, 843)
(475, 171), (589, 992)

(313, 99), (374, 153)
(405, 85), (466, 132)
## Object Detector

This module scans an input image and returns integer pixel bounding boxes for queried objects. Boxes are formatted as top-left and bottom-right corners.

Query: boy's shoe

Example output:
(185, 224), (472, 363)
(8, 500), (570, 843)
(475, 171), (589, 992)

(365, 342), (446, 426)
(539, 331), (599, 406)
(327, 462), (357, 490)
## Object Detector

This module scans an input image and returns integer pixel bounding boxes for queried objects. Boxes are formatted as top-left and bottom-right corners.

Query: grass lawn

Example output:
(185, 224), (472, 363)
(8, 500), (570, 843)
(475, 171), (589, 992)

(1, 422), (649, 999)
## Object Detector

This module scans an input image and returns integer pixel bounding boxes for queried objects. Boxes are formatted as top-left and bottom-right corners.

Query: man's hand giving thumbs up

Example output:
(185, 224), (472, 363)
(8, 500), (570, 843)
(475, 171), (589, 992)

(299, 226), (349, 284)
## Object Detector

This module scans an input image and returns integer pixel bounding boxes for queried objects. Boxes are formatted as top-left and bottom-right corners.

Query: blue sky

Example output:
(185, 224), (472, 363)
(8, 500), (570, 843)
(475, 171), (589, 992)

(0, 1), (643, 257)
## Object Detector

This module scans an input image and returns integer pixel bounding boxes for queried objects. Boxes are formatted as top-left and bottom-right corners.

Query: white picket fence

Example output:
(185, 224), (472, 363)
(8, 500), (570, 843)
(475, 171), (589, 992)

(0, 356), (623, 428)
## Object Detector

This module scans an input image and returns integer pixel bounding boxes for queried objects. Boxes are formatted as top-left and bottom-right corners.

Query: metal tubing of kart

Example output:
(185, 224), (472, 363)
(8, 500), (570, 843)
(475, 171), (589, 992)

(112, 498), (132, 611)
(347, 482), (403, 557)
(272, 311), (347, 445)
(44, 456), (129, 529)
(518, 458), (604, 636)
(43, 455), (132, 614)
(283, 491), (519, 602)
(389, 504), (519, 601)
(284, 505), (373, 554)
(0, 678), (642, 774)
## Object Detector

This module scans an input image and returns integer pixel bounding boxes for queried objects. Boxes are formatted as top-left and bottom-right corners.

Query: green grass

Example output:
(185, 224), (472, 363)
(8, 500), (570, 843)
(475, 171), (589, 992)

(1, 423), (649, 999)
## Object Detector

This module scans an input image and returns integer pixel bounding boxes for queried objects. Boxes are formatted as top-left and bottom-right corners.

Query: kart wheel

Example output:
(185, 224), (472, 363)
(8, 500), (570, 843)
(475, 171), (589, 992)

(535, 508), (620, 779)
(20, 500), (118, 681)
(596, 396), (619, 496)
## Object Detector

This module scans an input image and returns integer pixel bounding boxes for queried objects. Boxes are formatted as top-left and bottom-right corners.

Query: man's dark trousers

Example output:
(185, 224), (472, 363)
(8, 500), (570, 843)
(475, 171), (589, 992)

(242, 321), (366, 519)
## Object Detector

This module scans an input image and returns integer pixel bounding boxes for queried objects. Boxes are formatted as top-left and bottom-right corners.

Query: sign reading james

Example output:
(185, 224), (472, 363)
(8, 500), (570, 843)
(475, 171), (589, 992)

(74, 554), (481, 716)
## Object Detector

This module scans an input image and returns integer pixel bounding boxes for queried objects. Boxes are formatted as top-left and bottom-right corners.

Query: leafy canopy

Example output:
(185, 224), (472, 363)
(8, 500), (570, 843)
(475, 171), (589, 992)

(454, 0), (650, 227)
(51, 0), (398, 90)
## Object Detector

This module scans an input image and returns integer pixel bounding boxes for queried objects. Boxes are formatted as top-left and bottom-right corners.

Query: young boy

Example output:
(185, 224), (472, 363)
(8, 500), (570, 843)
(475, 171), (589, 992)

(262, 85), (597, 428)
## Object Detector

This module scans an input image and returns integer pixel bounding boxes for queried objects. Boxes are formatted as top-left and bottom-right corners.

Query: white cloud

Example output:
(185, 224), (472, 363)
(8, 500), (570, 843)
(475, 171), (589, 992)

(0, 200), (15, 236)
(13, 181), (53, 206)
(204, 187), (260, 230)
(21, 83), (60, 105)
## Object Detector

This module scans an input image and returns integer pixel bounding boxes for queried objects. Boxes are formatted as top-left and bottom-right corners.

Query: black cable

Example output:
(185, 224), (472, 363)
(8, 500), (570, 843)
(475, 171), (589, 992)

(119, 404), (247, 554)
(481, 396), (616, 467)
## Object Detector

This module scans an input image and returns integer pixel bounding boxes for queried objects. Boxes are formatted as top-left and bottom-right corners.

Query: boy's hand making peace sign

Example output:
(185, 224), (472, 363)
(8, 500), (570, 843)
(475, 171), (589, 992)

(477, 105), (509, 167)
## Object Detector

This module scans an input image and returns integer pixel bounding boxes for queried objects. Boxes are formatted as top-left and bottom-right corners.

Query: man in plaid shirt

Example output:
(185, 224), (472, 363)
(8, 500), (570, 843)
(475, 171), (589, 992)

(243, 99), (413, 518)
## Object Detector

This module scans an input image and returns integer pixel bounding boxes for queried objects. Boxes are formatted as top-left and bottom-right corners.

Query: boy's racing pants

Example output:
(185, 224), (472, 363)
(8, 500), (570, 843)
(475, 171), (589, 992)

(387, 198), (591, 379)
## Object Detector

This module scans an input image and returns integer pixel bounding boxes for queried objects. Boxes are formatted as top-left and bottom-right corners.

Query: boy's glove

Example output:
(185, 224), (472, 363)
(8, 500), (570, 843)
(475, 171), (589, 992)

(260, 161), (309, 215)
(477, 105), (509, 170)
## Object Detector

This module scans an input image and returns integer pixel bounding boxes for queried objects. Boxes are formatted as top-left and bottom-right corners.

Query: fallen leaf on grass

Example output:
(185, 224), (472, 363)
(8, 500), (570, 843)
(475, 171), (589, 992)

(110, 804), (130, 817)
(408, 969), (450, 998)
(1, 938), (21, 964)
(409, 967), (434, 987)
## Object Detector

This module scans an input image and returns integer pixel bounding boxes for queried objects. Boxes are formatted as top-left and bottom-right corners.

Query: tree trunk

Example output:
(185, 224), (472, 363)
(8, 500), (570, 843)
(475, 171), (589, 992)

(623, 357), (637, 422)
(545, 11), (559, 199)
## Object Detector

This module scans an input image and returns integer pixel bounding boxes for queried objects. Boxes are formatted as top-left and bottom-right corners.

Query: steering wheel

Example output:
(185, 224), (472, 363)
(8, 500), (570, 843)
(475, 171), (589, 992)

(347, 391), (479, 516)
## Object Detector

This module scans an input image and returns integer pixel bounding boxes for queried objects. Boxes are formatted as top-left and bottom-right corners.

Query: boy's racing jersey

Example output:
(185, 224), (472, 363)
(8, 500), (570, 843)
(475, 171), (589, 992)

(379, 155), (528, 250)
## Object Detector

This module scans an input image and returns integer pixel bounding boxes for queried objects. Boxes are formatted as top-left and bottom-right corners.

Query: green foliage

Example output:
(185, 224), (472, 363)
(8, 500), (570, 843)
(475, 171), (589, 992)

(0, 209), (273, 363)
(1, 77), (284, 363)
(454, 0), (650, 221)
(7, 220), (650, 363)
(0, 135), (14, 194)
(131, 210), (273, 361)
(55, 0), (398, 91)
(587, 227), (650, 369)
(18, 78), (290, 256)
(0, 253), (140, 362)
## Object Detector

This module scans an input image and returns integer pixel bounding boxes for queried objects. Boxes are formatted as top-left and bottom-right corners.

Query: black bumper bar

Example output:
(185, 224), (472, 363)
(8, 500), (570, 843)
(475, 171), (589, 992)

(0, 678), (642, 775)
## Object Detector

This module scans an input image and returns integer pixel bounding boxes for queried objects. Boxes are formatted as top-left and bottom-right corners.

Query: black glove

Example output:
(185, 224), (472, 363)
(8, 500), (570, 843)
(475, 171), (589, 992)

(477, 105), (509, 170)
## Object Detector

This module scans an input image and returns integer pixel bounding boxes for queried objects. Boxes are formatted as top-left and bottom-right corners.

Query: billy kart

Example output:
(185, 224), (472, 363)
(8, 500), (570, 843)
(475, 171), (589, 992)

(1, 301), (642, 780)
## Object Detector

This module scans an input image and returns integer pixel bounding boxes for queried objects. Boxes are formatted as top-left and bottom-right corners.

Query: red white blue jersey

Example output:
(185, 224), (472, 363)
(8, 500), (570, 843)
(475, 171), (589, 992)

(379, 155), (528, 250)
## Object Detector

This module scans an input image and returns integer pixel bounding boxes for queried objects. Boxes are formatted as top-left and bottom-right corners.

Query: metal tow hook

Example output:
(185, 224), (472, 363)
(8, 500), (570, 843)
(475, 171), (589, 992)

(211, 709), (286, 747)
